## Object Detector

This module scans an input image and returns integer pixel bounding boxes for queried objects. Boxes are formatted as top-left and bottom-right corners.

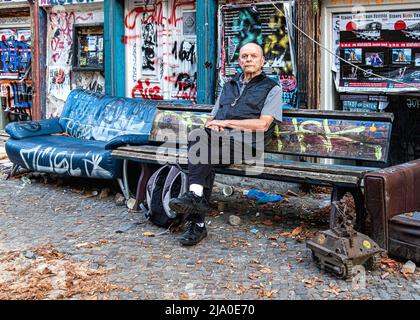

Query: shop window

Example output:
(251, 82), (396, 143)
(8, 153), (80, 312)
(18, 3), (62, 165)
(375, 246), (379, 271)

(72, 24), (104, 72)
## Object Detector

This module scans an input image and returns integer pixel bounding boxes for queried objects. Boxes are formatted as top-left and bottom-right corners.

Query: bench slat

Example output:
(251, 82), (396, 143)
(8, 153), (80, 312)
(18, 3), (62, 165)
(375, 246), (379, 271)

(148, 108), (393, 163)
(113, 144), (375, 177)
(111, 148), (361, 187)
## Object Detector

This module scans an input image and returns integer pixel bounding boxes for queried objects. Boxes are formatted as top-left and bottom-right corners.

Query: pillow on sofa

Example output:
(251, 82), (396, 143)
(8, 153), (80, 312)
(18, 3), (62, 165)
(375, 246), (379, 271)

(104, 134), (150, 150)
(5, 118), (64, 140)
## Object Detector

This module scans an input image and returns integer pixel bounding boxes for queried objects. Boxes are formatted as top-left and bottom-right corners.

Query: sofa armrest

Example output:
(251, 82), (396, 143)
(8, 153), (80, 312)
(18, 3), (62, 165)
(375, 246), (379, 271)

(5, 118), (64, 140)
(104, 134), (149, 150)
(365, 159), (420, 249)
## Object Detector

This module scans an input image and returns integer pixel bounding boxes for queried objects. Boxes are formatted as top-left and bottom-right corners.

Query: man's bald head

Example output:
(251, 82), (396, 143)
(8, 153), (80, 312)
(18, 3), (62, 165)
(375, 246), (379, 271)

(238, 43), (265, 80)
(239, 43), (264, 57)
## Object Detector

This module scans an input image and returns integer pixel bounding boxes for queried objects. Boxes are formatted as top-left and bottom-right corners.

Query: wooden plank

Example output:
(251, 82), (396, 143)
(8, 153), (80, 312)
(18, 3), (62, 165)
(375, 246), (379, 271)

(156, 104), (394, 122)
(112, 145), (376, 177)
(147, 109), (393, 162)
(111, 149), (360, 187)
(267, 116), (392, 162)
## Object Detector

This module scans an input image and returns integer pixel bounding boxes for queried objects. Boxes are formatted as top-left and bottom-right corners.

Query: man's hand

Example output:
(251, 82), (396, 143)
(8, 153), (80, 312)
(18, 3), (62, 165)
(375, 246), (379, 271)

(205, 120), (227, 132)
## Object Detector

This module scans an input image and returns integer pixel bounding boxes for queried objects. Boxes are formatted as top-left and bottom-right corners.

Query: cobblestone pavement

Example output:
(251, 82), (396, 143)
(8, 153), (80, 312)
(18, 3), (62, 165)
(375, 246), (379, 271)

(0, 169), (419, 300)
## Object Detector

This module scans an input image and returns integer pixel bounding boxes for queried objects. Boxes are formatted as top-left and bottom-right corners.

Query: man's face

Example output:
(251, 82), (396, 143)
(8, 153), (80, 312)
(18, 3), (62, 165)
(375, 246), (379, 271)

(238, 44), (265, 74)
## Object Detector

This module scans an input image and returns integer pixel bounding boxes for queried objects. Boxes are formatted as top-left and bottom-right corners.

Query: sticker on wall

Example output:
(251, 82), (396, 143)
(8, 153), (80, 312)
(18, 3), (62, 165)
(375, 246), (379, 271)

(48, 66), (71, 101)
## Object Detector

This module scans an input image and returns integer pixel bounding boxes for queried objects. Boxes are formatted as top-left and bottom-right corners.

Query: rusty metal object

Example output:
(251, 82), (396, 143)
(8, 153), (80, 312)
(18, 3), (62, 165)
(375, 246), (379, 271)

(307, 200), (384, 279)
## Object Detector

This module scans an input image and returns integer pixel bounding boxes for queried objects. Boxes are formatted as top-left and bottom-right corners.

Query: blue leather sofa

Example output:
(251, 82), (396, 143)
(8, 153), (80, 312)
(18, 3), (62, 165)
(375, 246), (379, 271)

(5, 89), (190, 198)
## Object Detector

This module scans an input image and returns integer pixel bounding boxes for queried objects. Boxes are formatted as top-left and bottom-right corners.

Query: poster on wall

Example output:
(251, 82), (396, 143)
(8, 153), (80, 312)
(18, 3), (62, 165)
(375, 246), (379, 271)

(218, 1), (297, 108)
(48, 66), (71, 101)
(339, 29), (420, 90)
(333, 10), (420, 93)
(0, 28), (31, 79)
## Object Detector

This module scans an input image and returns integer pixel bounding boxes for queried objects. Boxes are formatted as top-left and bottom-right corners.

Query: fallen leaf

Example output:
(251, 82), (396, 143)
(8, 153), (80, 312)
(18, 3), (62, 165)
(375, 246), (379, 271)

(280, 231), (291, 237)
(259, 267), (273, 274)
(216, 258), (224, 265)
(248, 273), (261, 280)
(257, 289), (278, 298)
(323, 283), (342, 295)
(178, 292), (191, 300)
(268, 235), (278, 241)
(261, 220), (273, 226)
(291, 226), (304, 237)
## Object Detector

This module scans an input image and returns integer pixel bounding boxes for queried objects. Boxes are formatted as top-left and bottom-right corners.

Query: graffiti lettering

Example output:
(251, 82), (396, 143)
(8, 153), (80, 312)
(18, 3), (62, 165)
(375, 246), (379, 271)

(0, 35), (31, 77)
(178, 40), (195, 64)
(131, 79), (163, 100)
(174, 72), (196, 102)
(142, 23), (156, 71)
(19, 145), (113, 179)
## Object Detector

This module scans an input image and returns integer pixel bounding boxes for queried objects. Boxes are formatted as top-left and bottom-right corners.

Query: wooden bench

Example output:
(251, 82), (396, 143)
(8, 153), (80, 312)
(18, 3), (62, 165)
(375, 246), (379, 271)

(112, 104), (394, 232)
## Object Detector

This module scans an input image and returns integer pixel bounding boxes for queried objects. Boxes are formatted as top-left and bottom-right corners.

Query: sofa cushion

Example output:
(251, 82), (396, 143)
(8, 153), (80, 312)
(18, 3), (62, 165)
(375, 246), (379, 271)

(5, 135), (122, 179)
(59, 89), (160, 142)
(389, 212), (420, 247)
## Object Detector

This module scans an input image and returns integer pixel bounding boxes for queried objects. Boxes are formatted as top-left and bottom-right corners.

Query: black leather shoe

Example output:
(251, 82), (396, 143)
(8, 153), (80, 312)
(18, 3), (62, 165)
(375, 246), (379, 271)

(169, 191), (210, 216)
(179, 223), (208, 246)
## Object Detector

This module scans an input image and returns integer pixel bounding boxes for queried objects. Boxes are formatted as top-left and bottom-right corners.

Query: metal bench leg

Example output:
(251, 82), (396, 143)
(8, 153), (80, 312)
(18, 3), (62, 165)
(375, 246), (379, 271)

(6, 164), (20, 180)
(117, 177), (130, 200)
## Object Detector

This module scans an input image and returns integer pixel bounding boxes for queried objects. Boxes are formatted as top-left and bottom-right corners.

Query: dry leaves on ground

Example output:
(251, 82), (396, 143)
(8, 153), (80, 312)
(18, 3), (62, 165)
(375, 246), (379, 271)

(302, 276), (324, 288)
(0, 244), (127, 300)
(323, 283), (343, 295)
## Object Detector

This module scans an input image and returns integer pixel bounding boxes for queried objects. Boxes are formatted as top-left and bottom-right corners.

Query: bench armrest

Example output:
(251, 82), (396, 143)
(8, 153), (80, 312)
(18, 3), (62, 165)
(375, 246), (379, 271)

(5, 118), (64, 140)
(105, 134), (150, 150)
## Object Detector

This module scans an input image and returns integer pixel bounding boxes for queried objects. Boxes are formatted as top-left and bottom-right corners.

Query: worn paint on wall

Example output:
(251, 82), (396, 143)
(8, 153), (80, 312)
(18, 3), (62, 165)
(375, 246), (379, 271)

(124, 0), (197, 102)
(46, 5), (104, 117)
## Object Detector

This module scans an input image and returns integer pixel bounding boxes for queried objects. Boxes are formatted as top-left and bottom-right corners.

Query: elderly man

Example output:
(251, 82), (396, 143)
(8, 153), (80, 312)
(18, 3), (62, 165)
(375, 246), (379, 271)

(169, 43), (283, 246)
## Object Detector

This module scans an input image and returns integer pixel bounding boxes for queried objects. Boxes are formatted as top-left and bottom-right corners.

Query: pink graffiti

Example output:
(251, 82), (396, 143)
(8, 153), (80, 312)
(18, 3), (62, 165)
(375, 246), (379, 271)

(131, 79), (163, 100)
(280, 75), (297, 91)
(49, 12), (93, 63)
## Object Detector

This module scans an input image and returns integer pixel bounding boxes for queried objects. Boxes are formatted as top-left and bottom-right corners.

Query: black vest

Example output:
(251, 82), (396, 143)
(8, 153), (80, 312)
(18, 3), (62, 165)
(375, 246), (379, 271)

(215, 72), (278, 121)
(215, 72), (278, 147)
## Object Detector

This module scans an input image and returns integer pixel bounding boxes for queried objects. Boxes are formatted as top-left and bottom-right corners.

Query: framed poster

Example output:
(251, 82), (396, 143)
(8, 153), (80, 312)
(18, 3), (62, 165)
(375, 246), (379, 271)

(72, 24), (104, 72)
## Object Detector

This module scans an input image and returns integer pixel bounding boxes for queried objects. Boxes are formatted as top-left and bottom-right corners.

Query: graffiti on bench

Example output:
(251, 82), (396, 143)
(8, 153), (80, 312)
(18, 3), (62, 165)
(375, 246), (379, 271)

(148, 109), (392, 162)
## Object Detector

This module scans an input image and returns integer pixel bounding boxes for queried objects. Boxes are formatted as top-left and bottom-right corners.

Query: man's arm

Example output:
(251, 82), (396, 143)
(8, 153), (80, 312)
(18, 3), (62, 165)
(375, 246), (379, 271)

(206, 85), (282, 132)
(207, 116), (274, 132)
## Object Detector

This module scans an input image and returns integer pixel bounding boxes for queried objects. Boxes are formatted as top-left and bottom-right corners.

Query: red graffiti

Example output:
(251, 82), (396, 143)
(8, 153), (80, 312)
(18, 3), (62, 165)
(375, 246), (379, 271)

(131, 79), (163, 100)
(125, 1), (164, 30)
(125, 0), (196, 30)
(122, 34), (143, 44)
(49, 12), (93, 63)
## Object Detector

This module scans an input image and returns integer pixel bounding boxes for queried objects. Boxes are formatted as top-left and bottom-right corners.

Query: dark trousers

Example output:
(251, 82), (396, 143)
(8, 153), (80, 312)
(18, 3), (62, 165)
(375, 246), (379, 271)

(187, 127), (255, 203)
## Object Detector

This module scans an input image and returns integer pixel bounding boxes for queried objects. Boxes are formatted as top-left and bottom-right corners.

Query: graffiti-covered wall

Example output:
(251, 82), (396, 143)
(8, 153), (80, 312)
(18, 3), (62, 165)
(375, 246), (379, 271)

(217, 0), (297, 108)
(124, 0), (198, 102)
(0, 12), (32, 122)
(43, 2), (104, 117)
